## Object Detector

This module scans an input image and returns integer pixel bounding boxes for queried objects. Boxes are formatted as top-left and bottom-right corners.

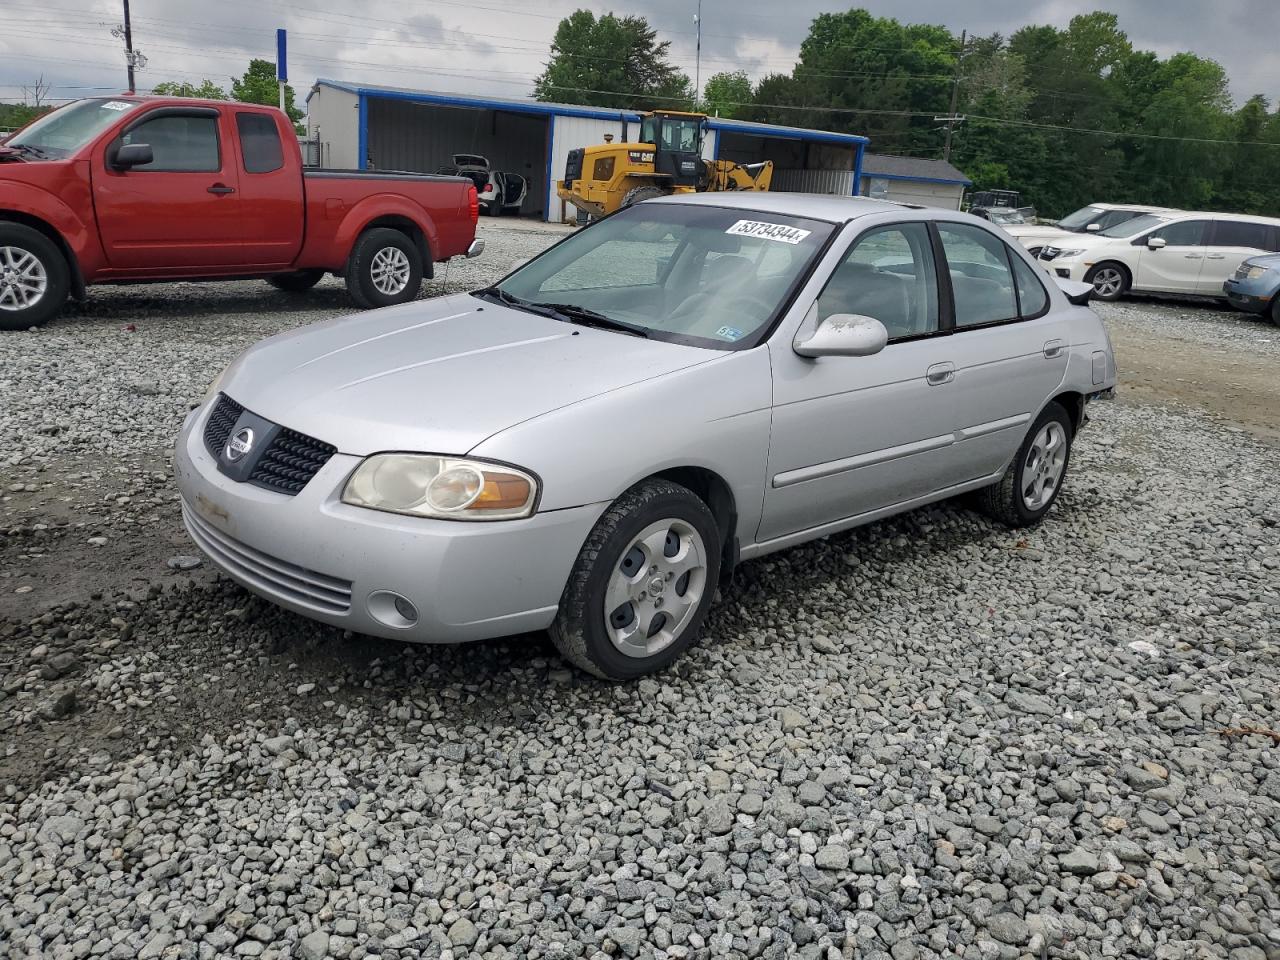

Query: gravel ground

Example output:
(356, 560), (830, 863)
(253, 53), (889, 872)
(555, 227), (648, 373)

(2, 222), (1279, 960)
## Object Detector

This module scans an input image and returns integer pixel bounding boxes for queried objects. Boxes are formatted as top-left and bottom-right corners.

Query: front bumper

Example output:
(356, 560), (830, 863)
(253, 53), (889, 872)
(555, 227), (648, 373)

(174, 405), (604, 644)
(1222, 278), (1272, 314)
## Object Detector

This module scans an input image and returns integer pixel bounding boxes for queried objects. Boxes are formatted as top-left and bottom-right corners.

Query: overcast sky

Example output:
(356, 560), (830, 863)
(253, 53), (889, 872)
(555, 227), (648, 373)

(1, 0), (1275, 116)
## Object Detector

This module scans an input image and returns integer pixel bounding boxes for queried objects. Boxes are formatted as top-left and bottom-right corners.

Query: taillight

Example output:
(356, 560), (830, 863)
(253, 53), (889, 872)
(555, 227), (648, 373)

(467, 185), (478, 224)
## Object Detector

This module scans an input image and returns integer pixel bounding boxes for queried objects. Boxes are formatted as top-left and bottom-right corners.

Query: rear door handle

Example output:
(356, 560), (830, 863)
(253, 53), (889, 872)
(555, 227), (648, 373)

(1205, 254), (1226, 260)
(1184, 254), (1203, 259)
(926, 362), (955, 386)
(1043, 338), (1066, 359)
(207, 183), (236, 195)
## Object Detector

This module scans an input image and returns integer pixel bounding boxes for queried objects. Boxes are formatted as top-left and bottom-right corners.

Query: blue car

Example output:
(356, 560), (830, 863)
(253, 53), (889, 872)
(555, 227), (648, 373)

(1224, 253), (1280, 323)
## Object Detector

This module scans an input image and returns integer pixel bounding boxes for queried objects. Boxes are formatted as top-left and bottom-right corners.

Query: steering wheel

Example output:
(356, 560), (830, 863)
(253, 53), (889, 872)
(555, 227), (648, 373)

(720, 295), (773, 319)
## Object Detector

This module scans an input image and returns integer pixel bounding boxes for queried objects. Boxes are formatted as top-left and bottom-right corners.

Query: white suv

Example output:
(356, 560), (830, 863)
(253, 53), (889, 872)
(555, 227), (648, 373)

(1038, 212), (1280, 301)
(1002, 203), (1179, 257)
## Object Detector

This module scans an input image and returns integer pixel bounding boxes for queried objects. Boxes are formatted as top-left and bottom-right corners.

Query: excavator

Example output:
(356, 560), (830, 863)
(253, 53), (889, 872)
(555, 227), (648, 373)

(558, 110), (773, 219)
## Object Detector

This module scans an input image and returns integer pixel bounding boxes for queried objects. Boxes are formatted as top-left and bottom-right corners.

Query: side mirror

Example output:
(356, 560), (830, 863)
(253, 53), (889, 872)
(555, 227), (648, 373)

(1147, 237), (1167, 250)
(113, 143), (153, 169)
(1086, 222), (1101, 232)
(794, 313), (888, 358)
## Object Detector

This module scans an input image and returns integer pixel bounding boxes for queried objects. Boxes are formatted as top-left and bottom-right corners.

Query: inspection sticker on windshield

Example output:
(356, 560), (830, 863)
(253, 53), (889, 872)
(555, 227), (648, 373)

(101, 101), (134, 111)
(725, 220), (811, 245)
(715, 325), (745, 341)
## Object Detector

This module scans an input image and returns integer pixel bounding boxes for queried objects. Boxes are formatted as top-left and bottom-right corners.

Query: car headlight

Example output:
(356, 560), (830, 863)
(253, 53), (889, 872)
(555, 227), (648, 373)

(1044, 247), (1084, 261)
(1244, 264), (1271, 280)
(342, 454), (538, 521)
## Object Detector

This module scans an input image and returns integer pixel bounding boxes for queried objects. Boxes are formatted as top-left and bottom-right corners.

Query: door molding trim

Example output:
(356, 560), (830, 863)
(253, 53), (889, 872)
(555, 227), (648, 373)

(956, 412), (1031, 441)
(772, 433), (954, 489)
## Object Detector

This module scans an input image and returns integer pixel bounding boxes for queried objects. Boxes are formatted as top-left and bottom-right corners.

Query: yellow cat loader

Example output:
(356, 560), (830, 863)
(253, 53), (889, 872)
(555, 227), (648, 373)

(558, 111), (772, 219)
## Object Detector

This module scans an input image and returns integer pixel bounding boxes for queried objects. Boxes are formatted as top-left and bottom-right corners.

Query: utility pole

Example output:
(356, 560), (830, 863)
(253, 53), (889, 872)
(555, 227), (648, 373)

(122, 0), (135, 93)
(693, 0), (702, 111)
(942, 29), (966, 162)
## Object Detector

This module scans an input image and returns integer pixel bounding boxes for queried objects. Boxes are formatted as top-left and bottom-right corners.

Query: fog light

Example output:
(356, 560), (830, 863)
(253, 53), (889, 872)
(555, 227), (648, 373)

(394, 595), (418, 623)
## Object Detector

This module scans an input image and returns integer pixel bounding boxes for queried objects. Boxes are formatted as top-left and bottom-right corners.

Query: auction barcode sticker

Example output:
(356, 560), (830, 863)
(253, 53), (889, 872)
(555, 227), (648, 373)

(725, 220), (811, 244)
(101, 101), (135, 112)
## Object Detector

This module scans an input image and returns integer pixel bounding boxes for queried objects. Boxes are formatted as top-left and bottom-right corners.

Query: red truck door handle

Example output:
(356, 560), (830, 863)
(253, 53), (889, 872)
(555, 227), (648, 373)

(207, 183), (236, 195)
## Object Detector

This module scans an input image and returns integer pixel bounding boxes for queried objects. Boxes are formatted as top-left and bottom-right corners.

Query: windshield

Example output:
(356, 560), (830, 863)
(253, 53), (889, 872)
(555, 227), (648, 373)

(1100, 214), (1167, 238)
(6, 98), (139, 158)
(661, 118), (703, 152)
(1057, 205), (1105, 231)
(490, 203), (834, 349)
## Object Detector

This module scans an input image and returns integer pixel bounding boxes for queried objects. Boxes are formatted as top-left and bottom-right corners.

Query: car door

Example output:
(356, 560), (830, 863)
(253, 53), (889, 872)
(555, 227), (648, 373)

(1132, 219), (1211, 293)
(759, 220), (960, 544)
(1200, 219), (1277, 295)
(934, 221), (1069, 482)
(230, 110), (304, 267)
(92, 106), (243, 270)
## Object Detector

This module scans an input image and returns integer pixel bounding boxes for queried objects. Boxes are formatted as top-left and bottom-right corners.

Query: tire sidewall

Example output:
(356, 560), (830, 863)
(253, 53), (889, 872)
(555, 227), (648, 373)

(1086, 262), (1128, 302)
(569, 486), (721, 680)
(350, 229), (422, 309)
(0, 224), (70, 330)
(1009, 404), (1074, 524)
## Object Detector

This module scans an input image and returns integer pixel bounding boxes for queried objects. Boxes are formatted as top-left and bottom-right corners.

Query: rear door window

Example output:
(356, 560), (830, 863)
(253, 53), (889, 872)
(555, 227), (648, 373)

(937, 223), (1019, 328)
(236, 112), (284, 174)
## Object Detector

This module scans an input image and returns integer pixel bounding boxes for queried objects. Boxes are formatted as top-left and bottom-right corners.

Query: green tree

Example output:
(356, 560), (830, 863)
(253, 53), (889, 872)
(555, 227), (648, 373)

(151, 79), (228, 100)
(232, 59), (304, 132)
(534, 10), (692, 109)
(702, 70), (752, 118)
(0, 102), (50, 131)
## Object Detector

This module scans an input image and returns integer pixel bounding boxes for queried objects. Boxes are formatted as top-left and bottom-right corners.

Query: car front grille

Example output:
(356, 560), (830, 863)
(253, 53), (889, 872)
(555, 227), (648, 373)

(203, 393), (243, 459)
(249, 427), (337, 496)
(203, 393), (336, 496)
(182, 500), (353, 614)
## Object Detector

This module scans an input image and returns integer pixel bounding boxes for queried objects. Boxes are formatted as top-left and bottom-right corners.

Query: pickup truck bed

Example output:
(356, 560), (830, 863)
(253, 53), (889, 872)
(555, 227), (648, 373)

(0, 96), (482, 329)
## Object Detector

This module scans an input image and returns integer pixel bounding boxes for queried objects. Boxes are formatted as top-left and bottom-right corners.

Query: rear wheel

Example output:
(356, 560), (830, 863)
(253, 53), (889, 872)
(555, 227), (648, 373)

(620, 185), (669, 209)
(1270, 295), (1280, 326)
(344, 228), (423, 309)
(0, 223), (70, 331)
(1085, 262), (1129, 302)
(267, 269), (325, 293)
(979, 402), (1074, 528)
(551, 479), (721, 680)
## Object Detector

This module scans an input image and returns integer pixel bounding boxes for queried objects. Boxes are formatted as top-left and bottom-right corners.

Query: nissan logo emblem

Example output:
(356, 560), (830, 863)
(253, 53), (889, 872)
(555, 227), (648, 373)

(225, 427), (255, 462)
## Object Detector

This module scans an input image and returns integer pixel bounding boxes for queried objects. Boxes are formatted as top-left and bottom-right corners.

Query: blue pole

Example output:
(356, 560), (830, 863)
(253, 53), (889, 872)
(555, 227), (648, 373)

(357, 94), (368, 171)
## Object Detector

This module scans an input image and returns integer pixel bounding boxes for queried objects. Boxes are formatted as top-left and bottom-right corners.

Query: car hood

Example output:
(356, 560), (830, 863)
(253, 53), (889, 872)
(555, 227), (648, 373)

(1244, 252), (1280, 269)
(218, 294), (718, 456)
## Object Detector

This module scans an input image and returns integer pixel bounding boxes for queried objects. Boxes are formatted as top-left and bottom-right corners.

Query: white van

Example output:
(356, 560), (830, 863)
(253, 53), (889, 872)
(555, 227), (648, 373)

(1002, 203), (1179, 256)
(1037, 212), (1280, 301)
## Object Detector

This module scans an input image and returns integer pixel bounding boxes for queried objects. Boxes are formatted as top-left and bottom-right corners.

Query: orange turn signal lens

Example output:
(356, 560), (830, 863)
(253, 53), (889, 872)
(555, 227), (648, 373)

(469, 472), (534, 512)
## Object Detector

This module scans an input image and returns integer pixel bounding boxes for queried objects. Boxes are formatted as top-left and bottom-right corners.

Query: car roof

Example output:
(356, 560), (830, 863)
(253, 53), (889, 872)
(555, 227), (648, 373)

(1166, 210), (1280, 225)
(648, 191), (918, 223)
(1091, 202), (1180, 212)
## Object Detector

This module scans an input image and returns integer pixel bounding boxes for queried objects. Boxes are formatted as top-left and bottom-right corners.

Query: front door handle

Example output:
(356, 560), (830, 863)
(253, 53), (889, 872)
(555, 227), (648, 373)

(926, 362), (955, 386)
(207, 183), (236, 195)
(1043, 338), (1066, 359)
(1205, 254), (1226, 260)
(1184, 253), (1203, 259)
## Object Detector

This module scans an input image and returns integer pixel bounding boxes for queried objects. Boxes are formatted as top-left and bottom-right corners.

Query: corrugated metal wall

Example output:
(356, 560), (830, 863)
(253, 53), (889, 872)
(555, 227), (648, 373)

(548, 114), (632, 223)
(772, 169), (856, 195)
(366, 99), (549, 216)
(306, 86), (358, 170)
(861, 177), (965, 210)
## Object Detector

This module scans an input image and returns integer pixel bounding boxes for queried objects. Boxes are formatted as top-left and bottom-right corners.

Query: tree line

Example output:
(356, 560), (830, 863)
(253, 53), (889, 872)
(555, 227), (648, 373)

(534, 9), (1280, 218)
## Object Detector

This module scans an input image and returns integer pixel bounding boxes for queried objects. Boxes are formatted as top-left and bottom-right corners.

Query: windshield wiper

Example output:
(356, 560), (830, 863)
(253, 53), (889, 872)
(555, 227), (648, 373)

(7, 143), (52, 160)
(529, 302), (649, 338)
(473, 286), (564, 320)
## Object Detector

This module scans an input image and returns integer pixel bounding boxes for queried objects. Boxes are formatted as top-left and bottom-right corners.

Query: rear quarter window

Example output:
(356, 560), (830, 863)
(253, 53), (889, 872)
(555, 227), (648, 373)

(236, 113), (284, 174)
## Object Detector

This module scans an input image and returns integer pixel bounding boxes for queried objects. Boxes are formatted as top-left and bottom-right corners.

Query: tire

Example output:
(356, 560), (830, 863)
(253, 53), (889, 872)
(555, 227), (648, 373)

(550, 479), (721, 680)
(486, 198), (502, 217)
(1084, 262), (1130, 302)
(620, 185), (669, 209)
(979, 402), (1074, 528)
(344, 228), (423, 310)
(267, 269), (325, 293)
(1270, 295), (1280, 326)
(0, 223), (70, 331)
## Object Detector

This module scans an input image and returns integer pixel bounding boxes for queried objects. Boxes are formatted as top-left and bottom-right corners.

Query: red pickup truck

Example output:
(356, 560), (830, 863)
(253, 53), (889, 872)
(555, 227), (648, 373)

(0, 96), (483, 330)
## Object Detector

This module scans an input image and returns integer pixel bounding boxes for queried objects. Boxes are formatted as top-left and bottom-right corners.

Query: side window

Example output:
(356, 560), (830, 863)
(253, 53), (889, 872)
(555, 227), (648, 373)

(1211, 219), (1270, 250)
(817, 223), (938, 340)
(121, 114), (220, 172)
(937, 223), (1019, 328)
(1150, 220), (1208, 247)
(236, 113), (284, 174)
(1010, 254), (1049, 317)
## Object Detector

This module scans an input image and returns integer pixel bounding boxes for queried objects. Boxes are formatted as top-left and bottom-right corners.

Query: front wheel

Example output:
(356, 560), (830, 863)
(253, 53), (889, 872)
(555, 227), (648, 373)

(978, 402), (1074, 527)
(1270, 295), (1280, 326)
(551, 479), (721, 680)
(620, 185), (669, 209)
(1084, 262), (1129, 302)
(0, 223), (70, 331)
(344, 228), (423, 309)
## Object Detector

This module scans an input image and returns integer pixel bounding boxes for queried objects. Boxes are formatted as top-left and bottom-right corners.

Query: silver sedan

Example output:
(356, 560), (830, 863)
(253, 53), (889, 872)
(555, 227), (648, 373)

(175, 193), (1116, 679)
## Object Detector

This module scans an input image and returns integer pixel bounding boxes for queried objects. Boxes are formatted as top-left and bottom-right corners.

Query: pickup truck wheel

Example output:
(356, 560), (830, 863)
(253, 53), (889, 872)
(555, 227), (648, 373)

(0, 224), (69, 331)
(267, 269), (325, 293)
(345, 228), (423, 309)
(978, 402), (1073, 528)
(550, 479), (721, 681)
